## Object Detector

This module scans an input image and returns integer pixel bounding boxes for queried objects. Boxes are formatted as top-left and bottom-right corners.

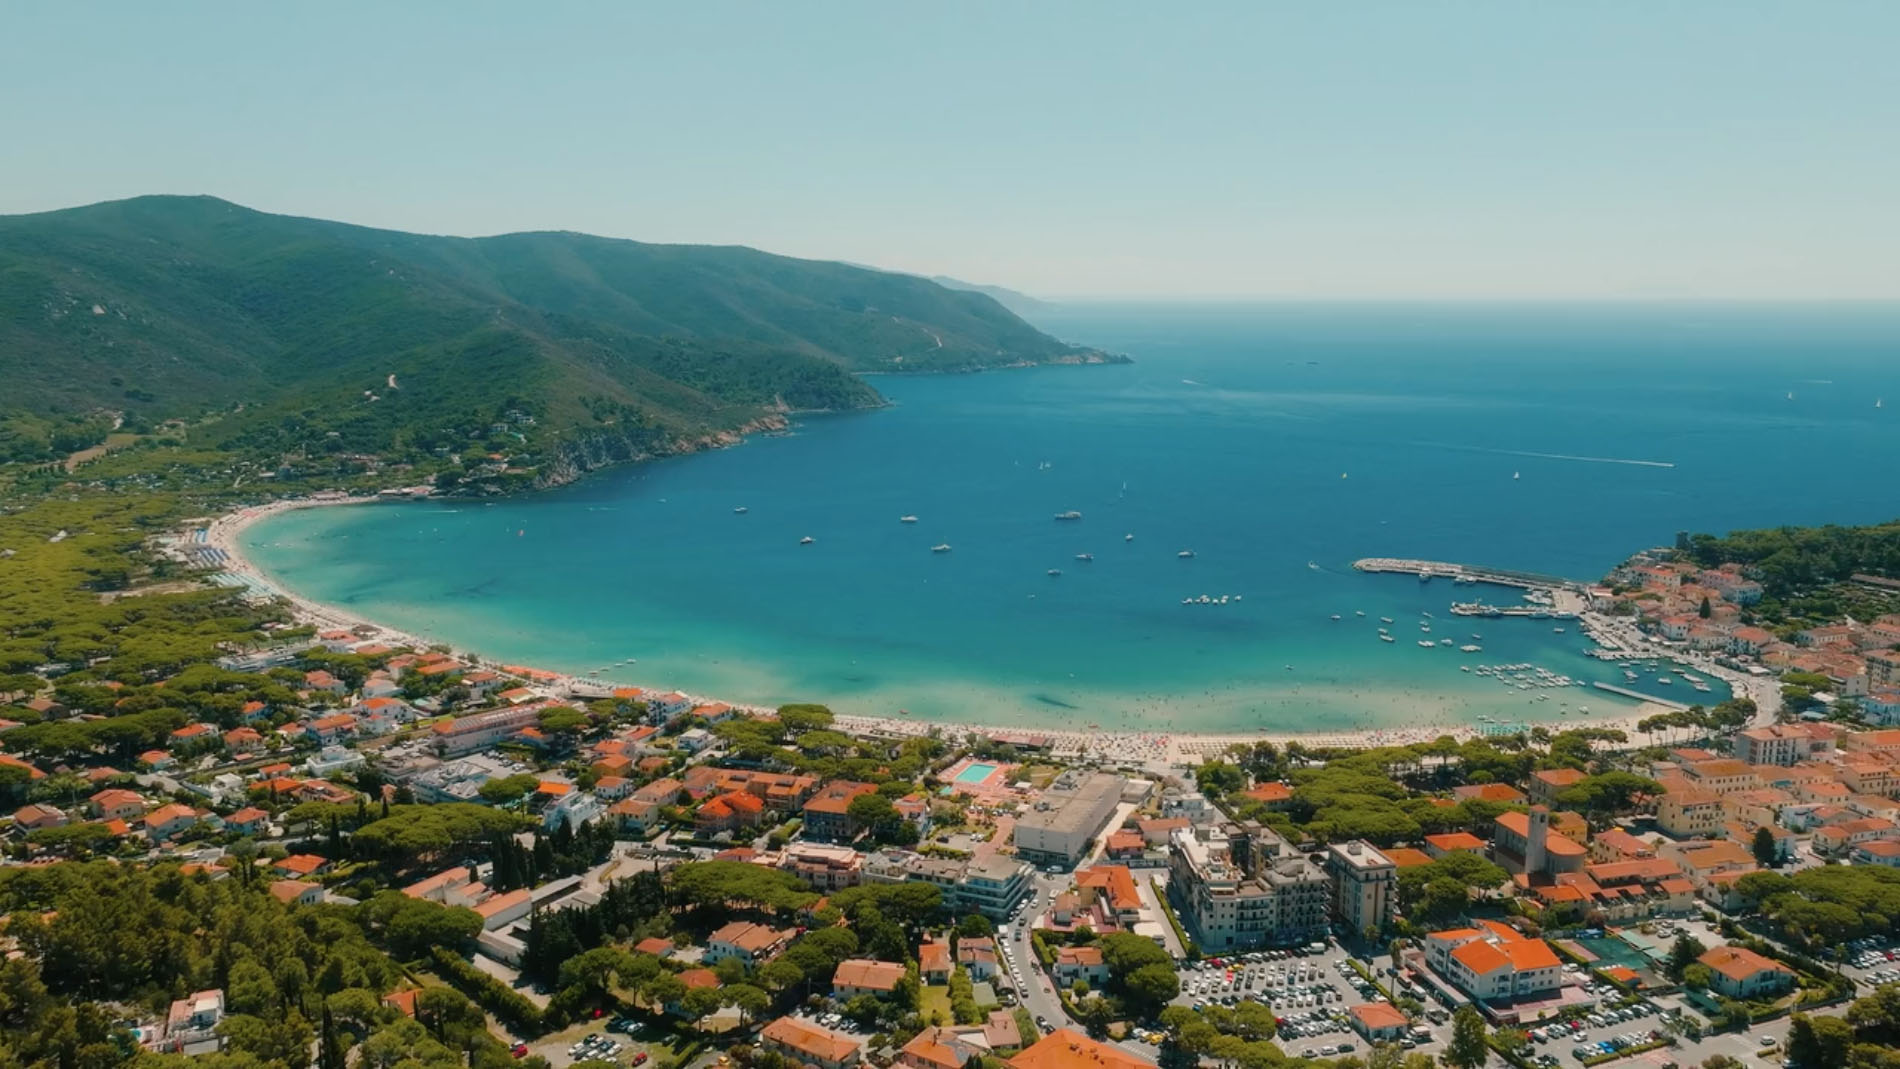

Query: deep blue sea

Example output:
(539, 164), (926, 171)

(244, 303), (1900, 734)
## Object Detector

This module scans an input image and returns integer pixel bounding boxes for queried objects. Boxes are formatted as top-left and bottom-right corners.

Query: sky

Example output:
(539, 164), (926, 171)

(4, 2), (1897, 300)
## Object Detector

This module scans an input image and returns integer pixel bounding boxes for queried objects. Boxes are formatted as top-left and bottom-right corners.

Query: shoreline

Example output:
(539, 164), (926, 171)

(204, 496), (1698, 766)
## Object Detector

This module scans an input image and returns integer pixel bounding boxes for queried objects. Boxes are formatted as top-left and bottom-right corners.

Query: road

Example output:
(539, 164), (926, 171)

(1001, 872), (1073, 1038)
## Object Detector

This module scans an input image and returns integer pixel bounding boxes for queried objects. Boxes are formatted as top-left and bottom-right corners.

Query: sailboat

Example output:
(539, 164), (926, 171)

(1512, 471), (1520, 481)
(1879, 398), (1886, 409)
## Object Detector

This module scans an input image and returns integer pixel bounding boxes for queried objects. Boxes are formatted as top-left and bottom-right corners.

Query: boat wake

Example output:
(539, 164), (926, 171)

(1414, 441), (1675, 468)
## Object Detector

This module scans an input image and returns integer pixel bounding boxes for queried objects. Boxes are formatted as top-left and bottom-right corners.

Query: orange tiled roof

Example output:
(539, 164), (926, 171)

(1009, 1029), (1154, 1069)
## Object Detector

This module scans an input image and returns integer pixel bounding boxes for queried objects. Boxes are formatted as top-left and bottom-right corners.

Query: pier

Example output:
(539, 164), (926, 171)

(1590, 681), (1691, 711)
(1352, 557), (1579, 591)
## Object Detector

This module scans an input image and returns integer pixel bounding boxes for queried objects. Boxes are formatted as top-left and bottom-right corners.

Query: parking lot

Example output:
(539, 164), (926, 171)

(1169, 944), (1418, 1059)
(529, 1016), (674, 1069)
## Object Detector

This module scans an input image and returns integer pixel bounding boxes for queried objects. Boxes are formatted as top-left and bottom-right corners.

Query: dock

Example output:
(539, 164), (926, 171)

(1590, 681), (1691, 711)
(1352, 557), (1579, 591)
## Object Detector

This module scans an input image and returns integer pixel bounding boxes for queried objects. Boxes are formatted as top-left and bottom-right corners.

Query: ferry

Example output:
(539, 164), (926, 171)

(1075, 553), (1094, 562)
(900, 515), (918, 524)
(1054, 510), (1083, 521)
(799, 536), (815, 545)
(733, 506), (748, 514)
(931, 544), (952, 553)
(1178, 550), (1195, 559)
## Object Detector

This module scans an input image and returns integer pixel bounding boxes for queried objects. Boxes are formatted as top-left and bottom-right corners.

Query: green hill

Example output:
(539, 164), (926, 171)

(0, 195), (1117, 476)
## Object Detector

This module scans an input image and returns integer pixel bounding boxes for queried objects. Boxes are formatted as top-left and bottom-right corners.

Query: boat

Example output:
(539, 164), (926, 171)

(1471, 633), (1482, 639)
(1047, 569), (1062, 577)
(1553, 627), (1566, 633)
(1439, 638), (1453, 646)
(1075, 553), (1094, 562)
(1657, 675), (1674, 685)
(1308, 561), (1319, 570)
(1380, 634), (1395, 643)
(1054, 511), (1082, 521)
(931, 544), (953, 553)
(1354, 610), (1366, 617)
(1178, 550), (1195, 559)
(1513, 471), (1520, 480)
(1420, 624), (1432, 632)
(733, 506), (748, 514)
(1417, 640), (1436, 648)
(1330, 614), (1341, 621)
(1461, 665), (1471, 672)
(900, 515), (918, 524)
(1124, 533), (1135, 542)
(799, 536), (815, 545)
(1419, 572), (1433, 583)
(1460, 644), (1482, 653)
(1380, 617), (1394, 624)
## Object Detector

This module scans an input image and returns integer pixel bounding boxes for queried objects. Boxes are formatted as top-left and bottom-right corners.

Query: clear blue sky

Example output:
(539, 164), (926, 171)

(4, 2), (1896, 299)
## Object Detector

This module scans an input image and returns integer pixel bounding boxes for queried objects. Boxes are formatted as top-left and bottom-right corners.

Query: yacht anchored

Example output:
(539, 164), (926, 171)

(900, 515), (918, 524)
(1178, 549), (1195, 558)
(1417, 640), (1436, 648)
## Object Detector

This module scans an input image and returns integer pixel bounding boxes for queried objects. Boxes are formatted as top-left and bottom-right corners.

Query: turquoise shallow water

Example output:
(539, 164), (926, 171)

(244, 303), (1900, 734)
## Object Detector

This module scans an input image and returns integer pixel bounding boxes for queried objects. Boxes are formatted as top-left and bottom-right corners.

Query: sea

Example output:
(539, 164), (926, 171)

(243, 303), (1900, 735)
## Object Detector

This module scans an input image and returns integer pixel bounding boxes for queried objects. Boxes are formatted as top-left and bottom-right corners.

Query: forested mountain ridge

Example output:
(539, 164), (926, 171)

(0, 196), (1118, 473)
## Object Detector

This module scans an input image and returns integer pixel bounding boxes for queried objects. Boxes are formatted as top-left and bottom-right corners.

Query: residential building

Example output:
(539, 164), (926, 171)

(1423, 920), (1562, 1003)
(958, 854), (1033, 920)
(707, 921), (795, 965)
(1451, 784), (1527, 805)
(1529, 769), (1586, 806)
(1053, 946), (1111, 987)
(956, 937), (1000, 982)
(1014, 772), (1126, 867)
(88, 788), (145, 822)
(1732, 724), (1836, 766)
(1698, 946), (1794, 999)
(779, 843), (864, 891)
(804, 780), (879, 842)
(1658, 786), (1725, 838)
(832, 958), (907, 998)
(1324, 841), (1397, 939)
(762, 1017), (862, 1069)
(432, 705), (543, 756)
(1167, 822), (1328, 951)
(1423, 832), (1487, 859)
(1008, 1030), (1153, 1069)
(899, 1027), (983, 1069)
(919, 940), (952, 984)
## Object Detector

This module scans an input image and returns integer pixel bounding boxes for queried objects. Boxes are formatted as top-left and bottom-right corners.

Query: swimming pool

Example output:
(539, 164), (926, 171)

(954, 762), (1000, 785)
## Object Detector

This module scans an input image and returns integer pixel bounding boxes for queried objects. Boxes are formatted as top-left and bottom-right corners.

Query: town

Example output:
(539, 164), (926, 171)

(4, 521), (1900, 1069)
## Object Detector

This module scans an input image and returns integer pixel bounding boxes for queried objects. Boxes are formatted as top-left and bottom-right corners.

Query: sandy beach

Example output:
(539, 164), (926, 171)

(205, 496), (1702, 769)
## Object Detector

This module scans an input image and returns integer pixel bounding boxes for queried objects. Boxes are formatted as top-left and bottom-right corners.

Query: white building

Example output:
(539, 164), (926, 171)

(1014, 772), (1125, 867)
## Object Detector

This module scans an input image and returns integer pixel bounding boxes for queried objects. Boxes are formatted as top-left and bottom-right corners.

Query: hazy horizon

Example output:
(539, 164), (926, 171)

(6, 3), (1896, 301)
